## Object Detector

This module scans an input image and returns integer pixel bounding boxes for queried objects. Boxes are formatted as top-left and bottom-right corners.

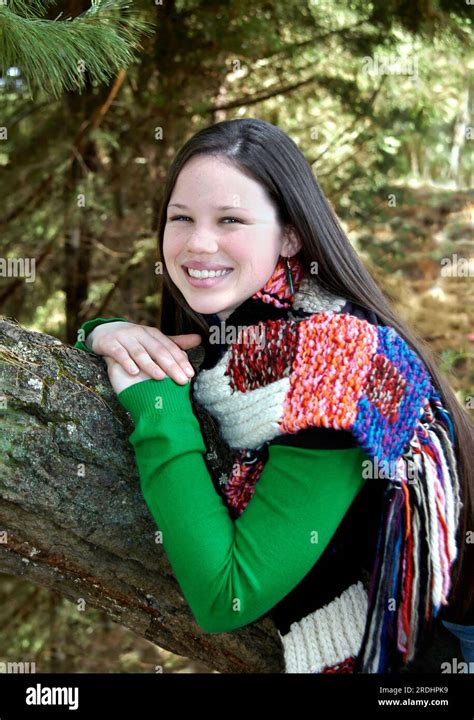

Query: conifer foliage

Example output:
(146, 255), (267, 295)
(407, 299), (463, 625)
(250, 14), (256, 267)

(0, 0), (153, 97)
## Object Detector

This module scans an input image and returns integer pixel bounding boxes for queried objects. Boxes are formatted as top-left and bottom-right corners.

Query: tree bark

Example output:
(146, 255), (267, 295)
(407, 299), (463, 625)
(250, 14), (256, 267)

(0, 317), (284, 673)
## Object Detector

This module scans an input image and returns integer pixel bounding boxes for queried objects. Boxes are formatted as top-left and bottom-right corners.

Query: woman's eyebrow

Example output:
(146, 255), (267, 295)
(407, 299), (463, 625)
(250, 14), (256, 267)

(168, 203), (251, 211)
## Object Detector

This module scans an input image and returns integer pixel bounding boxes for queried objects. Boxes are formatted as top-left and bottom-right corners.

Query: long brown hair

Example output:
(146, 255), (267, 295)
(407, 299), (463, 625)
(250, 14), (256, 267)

(156, 118), (474, 625)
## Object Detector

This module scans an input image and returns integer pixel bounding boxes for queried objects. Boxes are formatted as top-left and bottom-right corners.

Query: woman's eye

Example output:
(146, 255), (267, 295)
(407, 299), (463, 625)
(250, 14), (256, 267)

(169, 215), (243, 224)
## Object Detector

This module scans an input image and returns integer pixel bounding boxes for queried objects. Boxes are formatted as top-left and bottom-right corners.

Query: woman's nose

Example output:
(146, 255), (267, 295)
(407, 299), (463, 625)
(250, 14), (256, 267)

(185, 232), (220, 252)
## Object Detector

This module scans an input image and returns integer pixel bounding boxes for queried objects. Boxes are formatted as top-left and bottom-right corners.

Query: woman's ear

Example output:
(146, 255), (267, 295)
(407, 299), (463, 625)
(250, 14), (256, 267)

(281, 226), (303, 257)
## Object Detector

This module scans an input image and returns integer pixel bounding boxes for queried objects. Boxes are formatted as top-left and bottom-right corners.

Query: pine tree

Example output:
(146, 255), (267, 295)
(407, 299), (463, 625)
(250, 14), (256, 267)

(0, 0), (154, 98)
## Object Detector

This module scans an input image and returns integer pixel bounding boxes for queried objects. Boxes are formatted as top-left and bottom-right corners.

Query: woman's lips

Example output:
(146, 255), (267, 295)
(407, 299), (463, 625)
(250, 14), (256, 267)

(182, 266), (234, 288)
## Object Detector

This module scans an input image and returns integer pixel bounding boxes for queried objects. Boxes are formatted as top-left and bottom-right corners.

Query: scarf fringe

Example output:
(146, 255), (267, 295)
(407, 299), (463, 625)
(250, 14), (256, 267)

(355, 389), (462, 673)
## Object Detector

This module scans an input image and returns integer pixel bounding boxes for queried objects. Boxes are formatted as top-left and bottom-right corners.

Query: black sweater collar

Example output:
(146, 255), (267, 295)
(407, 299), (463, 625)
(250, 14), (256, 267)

(200, 297), (292, 370)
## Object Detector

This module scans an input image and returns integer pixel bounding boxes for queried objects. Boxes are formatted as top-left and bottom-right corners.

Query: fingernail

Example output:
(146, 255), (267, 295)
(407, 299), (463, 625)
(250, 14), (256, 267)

(185, 365), (194, 377)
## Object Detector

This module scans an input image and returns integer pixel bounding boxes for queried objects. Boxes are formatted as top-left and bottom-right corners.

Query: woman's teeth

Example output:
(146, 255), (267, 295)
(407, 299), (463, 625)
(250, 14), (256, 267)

(186, 268), (232, 278)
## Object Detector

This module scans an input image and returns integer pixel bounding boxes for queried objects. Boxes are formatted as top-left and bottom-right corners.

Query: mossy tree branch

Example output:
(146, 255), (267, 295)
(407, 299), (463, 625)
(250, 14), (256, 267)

(0, 317), (284, 673)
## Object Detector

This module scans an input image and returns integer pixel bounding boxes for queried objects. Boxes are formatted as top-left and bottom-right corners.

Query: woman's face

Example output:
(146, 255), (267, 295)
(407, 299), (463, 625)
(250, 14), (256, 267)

(163, 155), (301, 321)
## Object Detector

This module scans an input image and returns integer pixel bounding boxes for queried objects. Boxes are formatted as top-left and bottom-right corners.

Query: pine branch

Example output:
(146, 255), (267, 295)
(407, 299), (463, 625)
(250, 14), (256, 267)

(5, 0), (58, 20)
(0, 0), (154, 98)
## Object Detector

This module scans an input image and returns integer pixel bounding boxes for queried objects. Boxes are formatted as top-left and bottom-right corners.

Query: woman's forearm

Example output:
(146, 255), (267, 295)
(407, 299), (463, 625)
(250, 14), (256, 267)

(116, 377), (368, 634)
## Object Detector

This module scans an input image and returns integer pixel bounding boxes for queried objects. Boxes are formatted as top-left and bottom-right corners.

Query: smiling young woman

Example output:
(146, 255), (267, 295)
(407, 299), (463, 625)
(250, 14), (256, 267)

(76, 118), (474, 674)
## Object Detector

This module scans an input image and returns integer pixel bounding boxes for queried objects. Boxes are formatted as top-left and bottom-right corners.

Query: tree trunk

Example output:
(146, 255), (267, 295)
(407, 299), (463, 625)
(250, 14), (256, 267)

(0, 317), (284, 673)
(448, 86), (469, 187)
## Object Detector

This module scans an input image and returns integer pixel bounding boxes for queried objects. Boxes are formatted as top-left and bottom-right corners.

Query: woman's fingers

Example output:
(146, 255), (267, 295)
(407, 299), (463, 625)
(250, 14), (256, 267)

(103, 339), (142, 375)
(146, 327), (202, 349)
(118, 338), (193, 384)
(92, 324), (201, 384)
(127, 340), (183, 381)
(143, 328), (197, 376)
(145, 328), (200, 364)
(167, 332), (203, 349)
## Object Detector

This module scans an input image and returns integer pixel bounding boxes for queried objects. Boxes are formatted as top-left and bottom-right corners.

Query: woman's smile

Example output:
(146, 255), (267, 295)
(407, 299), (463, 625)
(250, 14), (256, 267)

(181, 265), (234, 288)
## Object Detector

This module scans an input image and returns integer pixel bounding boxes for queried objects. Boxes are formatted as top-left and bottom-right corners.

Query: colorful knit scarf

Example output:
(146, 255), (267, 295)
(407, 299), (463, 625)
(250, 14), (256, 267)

(192, 255), (462, 673)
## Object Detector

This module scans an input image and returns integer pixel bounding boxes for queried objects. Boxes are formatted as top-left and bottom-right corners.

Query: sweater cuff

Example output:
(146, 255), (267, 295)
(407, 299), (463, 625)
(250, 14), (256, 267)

(116, 377), (194, 424)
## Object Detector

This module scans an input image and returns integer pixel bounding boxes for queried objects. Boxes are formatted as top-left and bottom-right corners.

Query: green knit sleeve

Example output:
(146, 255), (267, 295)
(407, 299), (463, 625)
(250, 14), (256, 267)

(74, 317), (131, 353)
(116, 377), (369, 634)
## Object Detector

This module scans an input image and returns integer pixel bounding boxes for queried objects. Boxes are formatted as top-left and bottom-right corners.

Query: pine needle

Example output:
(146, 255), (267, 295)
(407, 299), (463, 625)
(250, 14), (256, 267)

(0, 0), (155, 98)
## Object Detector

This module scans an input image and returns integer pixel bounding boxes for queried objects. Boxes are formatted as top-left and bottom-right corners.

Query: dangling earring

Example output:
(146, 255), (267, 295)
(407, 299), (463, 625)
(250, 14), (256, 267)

(284, 256), (295, 295)
(252, 253), (304, 308)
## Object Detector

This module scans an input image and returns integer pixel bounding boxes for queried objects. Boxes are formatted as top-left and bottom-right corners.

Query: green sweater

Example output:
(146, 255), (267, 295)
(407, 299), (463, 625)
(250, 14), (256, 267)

(74, 317), (368, 633)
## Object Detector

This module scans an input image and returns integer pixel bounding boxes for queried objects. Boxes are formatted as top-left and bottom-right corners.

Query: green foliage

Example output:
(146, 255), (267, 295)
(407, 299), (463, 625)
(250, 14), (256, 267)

(0, 0), (154, 98)
(440, 350), (474, 374)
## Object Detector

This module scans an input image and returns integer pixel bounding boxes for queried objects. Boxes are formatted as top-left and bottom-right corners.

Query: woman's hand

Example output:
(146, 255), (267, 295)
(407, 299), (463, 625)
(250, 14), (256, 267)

(105, 356), (160, 395)
(89, 322), (202, 385)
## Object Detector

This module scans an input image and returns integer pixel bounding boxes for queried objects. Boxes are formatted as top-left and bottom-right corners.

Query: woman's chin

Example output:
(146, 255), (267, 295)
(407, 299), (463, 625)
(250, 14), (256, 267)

(189, 302), (226, 317)
(182, 297), (234, 320)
